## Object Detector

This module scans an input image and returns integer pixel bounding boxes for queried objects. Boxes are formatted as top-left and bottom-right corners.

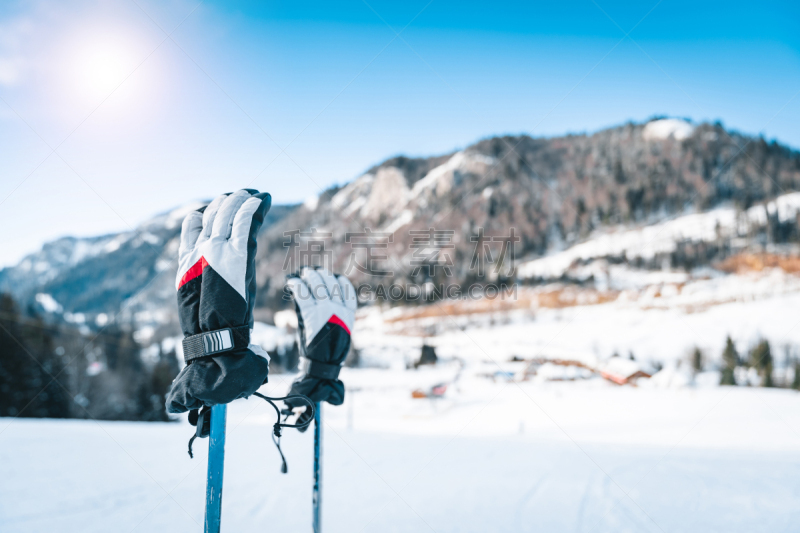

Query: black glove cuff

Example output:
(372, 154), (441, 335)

(306, 359), (341, 380)
(183, 325), (250, 364)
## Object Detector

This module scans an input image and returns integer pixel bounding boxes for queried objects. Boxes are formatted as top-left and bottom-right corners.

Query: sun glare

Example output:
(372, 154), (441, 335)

(79, 47), (130, 95)
(66, 30), (144, 105)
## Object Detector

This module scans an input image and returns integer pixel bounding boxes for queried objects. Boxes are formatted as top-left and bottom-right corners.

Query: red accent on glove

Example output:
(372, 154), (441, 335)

(178, 256), (208, 289)
(327, 313), (351, 335)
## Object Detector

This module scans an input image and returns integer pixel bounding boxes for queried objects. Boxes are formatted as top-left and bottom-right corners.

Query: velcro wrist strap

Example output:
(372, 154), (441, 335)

(183, 326), (251, 364)
(307, 359), (341, 380)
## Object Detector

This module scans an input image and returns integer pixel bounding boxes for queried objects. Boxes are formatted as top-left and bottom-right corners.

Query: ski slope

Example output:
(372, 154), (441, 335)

(1, 376), (799, 533)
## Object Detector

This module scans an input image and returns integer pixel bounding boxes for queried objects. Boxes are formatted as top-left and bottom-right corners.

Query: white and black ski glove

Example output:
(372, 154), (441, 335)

(285, 267), (356, 426)
(165, 189), (272, 414)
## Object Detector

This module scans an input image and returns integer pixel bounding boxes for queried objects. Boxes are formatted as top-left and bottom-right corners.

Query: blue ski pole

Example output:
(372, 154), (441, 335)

(205, 404), (227, 533)
(312, 401), (322, 533)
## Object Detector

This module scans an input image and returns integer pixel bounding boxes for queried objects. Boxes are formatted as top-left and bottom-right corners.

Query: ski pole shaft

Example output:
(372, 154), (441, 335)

(312, 401), (322, 533)
(205, 404), (227, 533)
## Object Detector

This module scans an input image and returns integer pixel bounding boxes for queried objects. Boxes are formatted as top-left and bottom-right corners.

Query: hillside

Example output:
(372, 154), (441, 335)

(253, 118), (800, 306)
(3, 118), (800, 336)
(0, 204), (297, 335)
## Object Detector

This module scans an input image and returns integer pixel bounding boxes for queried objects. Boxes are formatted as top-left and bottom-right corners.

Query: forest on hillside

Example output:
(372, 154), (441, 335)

(0, 293), (178, 421)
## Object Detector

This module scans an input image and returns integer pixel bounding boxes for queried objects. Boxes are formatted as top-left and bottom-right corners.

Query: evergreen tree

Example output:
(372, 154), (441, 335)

(85, 326), (153, 420)
(750, 340), (774, 387)
(0, 293), (177, 421)
(0, 294), (69, 418)
(793, 361), (800, 391)
(720, 337), (738, 386)
(691, 347), (704, 373)
(146, 347), (180, 422)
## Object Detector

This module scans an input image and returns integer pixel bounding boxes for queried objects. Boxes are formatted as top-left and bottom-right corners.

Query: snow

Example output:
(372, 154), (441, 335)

(65, 238), (118, 267)
(354, 265), (800, 373)
(133, 326), (156, 344)
(598, 356), (644, 378)
(34, 293), (62, 313)
(139, 232), (161, 245)
(517, 207), (733, 279)
(303, 195), (319, 211)
(164, 202), (206, 229)
(86, 361), (105, 376)
(409, 152), (466, 198)
(749, 191), (800, 224)
(103, 234), (133, 254)
(10, 272), (800, 531)
(642, 118), (695, 141)
(646, 363), (693, 388)
(360, 167), (410, 220)
(250, 322), (295, 354)
(64, 312), (86, 324)
(518, 191), (800, 281)
(534, 362), (593, 382)
(6, 172), (800, 530)
(342, 194), (366, 217)
(410, 151), (495, 200)
(1, 378), (799, 532)
(161, 336), (185, 363)
(382, 209), (413, 234)
(5, 264), (800, 530)
(330, 174), (373, 210)
(273, 309), (298, 330)
(326, 152), (494, 224)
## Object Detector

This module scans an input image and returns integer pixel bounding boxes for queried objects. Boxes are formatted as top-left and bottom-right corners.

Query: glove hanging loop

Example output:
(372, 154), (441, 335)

(187, 406), (212, 458)
(252, 392), (315, 474)
(185, 393), (313, 471)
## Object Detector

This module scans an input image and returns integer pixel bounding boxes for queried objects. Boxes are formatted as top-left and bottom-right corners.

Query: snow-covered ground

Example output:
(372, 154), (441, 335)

(2, 374), (799, 533)
(517, 191), (800, 281)
(7, 188), (800, 531)
(355, 274), (800, 372)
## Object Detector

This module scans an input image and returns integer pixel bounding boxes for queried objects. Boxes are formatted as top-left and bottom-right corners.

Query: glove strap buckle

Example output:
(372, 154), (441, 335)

(183, 326), (251, 364)
(306, 359), (341, 380)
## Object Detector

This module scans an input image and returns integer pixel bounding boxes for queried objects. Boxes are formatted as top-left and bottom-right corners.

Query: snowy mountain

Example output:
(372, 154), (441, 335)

(3, 118), (800, 431)
(0, 203), (296, 334)
(251, 117), (800, 306)
(3, 118), (800, 340)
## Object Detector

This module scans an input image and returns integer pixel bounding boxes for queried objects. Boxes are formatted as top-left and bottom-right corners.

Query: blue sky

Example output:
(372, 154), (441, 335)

(0, 0), (798, 266)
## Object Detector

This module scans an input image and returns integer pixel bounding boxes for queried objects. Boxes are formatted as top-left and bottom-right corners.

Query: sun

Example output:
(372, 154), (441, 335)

(66, 28), (145, 105)
(79, 47), (131, 96)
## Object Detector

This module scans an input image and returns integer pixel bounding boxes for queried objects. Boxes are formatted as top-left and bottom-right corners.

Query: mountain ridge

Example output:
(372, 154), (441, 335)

(3, 118), (800, 339)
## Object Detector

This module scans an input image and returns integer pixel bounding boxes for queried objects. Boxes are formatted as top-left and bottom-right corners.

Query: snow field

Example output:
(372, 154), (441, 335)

(354, 282), (800, 370)
(1, 374), (799, 533)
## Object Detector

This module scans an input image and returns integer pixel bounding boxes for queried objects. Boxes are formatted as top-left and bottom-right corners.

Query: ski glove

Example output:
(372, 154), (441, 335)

(165, 189), (272, 414)
(285, 268), (356, 425)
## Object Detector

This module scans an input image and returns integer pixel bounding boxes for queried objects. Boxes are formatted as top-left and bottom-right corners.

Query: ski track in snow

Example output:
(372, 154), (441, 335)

(1, 381), (799, 532)
(513, 465), (550, 532)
